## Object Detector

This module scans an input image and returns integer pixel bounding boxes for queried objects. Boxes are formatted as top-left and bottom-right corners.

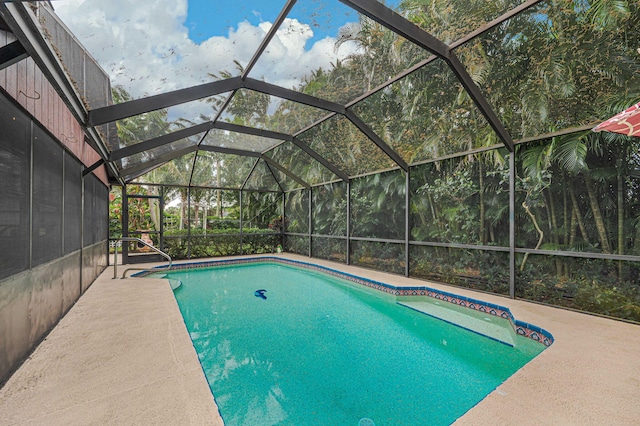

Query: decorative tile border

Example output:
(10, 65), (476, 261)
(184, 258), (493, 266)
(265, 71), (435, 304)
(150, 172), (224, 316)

(137, 256), (554, 347)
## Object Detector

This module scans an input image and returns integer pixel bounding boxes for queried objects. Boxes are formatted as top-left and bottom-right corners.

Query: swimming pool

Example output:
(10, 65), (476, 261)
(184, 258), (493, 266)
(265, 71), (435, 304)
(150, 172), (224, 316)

(156, 258), (551, 425)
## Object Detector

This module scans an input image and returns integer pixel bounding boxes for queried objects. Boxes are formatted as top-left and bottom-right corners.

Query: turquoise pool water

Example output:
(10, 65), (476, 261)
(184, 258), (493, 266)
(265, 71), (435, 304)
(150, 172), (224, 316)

(164, 262), (545, 425)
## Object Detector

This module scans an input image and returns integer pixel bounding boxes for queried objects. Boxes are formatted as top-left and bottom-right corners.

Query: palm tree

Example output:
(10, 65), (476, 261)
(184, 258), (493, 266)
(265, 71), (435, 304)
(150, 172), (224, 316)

(112, 85), (172, 149)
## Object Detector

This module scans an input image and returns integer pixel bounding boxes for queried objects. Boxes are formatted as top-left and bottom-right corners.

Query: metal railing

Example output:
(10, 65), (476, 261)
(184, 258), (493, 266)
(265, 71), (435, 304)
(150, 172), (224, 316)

(111, 237), (172, 279)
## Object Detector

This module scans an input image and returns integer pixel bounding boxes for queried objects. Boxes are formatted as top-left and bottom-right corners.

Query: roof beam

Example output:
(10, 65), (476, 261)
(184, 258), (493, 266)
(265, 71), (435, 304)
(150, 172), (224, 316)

(119, 145), (198, 181)
(346, 55), (438, 108)
(262, 155), (310, 189)
(199, 144), (262, 158)
(345, 110), (409, 172)
(339, 0), (514, 153)
(339, 0), (450, 59)
(217, 110), (351, 182)
(87, 76), (242, 126)
(0, 39), (28, 71)
(0, 3), (88, 123)
(213, 121), (349, 182)
(290, 137), (349, 182)
(194, 143), (316, 191)
(0, 3), (121, 183)
(82, 158), (105, 177)
(110, 122), (213, 161)
(0, 4), (86, 122)
(450, 0), (545, 50)
(293, 112), (337, 137)
(342, 3), (544, 110)
(213, 121), (294, 142)
(264, 161), (285, 193)
(0, 15), (8, 31)
(110, 120), (294, 162)
(210, 90), (237, 124)
(241, 0), (297, 79)
(243, 77), (346, 114)
(446, 53), (514, 151)
(241, 158), (261, 190)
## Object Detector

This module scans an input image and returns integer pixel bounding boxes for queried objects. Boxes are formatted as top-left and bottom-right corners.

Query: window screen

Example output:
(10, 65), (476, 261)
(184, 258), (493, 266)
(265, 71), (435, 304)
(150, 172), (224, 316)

(95, 178), (109, 242)
(0, 94), (30, 280)
(83, 173), (95, 247)
(83, 174), (107, 246)
(64, 152), (82, 253)
(32, 126), (63, 266)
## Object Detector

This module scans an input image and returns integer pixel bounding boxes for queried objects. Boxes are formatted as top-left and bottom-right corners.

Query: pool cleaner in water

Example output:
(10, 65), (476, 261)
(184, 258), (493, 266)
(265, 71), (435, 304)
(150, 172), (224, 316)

(254, 289), (267, 299)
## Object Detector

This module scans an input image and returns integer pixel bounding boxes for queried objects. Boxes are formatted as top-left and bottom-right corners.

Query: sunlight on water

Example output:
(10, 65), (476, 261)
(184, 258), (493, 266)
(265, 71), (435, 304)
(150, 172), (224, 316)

(165, 263), (545, 426)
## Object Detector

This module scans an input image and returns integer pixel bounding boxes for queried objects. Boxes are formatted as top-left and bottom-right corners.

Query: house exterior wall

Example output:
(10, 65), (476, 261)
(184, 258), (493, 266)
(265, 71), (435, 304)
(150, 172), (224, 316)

(0, 29), (108, 185)
(0, 37), (109, 384)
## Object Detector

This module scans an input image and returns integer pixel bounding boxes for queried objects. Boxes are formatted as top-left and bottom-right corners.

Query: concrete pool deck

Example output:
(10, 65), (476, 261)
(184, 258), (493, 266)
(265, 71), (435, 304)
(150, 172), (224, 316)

(1, 253), (639, 425)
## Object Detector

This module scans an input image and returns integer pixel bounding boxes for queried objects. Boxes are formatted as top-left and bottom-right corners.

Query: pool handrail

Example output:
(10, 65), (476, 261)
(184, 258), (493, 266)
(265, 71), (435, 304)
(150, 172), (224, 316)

(111, 237), (172, 279)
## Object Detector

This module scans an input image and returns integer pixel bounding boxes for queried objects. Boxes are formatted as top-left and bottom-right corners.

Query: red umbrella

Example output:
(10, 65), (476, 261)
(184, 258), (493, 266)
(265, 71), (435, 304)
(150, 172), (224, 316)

(592, 102), (640, 136)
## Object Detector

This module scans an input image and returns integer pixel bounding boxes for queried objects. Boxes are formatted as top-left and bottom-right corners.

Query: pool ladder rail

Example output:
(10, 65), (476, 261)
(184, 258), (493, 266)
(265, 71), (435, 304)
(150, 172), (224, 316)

(110, 237), (172, 279)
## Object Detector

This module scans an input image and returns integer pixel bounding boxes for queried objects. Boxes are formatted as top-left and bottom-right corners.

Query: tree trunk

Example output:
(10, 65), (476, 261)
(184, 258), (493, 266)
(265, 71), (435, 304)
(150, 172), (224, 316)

(193, 204), (200, 228)
(569, 186), (590, 245)
(563, 178), (569, 246)
(583, 172), (611, 253)
(427, 193), (438, 224)
(520, 200), (544, 271)
(546, 190), (562, 277)
(478, 160), (486, 244)
(216, 159), (222, 218)
(203, 206), (208, 235)
(179, 191), (187, 231)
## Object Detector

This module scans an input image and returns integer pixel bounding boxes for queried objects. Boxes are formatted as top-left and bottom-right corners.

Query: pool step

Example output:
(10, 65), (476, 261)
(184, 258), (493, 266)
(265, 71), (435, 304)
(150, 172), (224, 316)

(398, 300), (516, 346)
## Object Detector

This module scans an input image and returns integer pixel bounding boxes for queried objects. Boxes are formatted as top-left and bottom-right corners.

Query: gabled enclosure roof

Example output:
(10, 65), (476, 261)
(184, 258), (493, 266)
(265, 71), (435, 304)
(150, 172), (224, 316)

(0, 0), (636, 191)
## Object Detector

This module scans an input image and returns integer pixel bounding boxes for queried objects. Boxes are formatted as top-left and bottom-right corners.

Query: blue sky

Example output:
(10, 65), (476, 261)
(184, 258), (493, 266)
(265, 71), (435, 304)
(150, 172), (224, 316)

(185, 0), (281, 43)
(185, 0), (358, 45)
(55, 0), (363, 118)
(185, 0), (269, 42)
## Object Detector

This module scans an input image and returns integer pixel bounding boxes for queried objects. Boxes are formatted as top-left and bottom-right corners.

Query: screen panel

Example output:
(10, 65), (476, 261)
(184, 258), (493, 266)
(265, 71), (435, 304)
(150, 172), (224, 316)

(0, 94), (30, 280)
(64, 152), (83, 253)
(312, 181), (347, 236)
(350, 169), (405, 240)
(32, 126), (63, 266)
(410, 245), (510, 296)
(83, 172), (95, 247)
(350, 240), (405, 275)
(285, 189), (310, 234)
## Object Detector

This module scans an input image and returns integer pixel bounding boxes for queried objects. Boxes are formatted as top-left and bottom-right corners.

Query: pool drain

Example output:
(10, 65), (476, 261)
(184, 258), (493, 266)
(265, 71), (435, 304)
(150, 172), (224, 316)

(358, 418), (375, 426)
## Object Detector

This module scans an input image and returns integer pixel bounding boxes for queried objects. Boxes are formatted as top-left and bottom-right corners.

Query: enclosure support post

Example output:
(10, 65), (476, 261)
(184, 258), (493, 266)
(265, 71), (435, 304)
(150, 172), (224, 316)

(79, 163), (83, 293)
(509, 152), (516, 299)
(281, 191), (285, 251)
(122, 184), (129, 264)
(28, 121), (33, 270)
(159, 186), (165, 252)
(405, 170), (410, 277)
(308, 187), (312, 257)
(239, 190), (243, 255)
(346, 180), (351, 265)
(187, 187), (191, 259)
(61, 151), (65, 257)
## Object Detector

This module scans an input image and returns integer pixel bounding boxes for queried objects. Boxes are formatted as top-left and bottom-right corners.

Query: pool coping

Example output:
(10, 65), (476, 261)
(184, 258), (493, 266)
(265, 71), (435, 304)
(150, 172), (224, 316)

(2, 253), (639, 425)
(138, 256), (553, 347)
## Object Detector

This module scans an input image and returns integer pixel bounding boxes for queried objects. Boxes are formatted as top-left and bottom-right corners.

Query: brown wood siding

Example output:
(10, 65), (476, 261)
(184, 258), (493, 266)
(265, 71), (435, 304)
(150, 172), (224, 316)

(1, 31), (109, 185)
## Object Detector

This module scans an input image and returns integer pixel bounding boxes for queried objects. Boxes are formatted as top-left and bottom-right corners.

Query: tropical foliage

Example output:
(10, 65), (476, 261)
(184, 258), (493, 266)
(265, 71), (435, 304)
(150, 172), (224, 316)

(109, 1), (640, 321)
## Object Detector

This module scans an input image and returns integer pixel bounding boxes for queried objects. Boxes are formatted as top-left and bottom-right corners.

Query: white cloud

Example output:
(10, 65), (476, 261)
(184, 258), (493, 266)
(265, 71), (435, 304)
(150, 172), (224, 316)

(53, 0), (360, 122)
